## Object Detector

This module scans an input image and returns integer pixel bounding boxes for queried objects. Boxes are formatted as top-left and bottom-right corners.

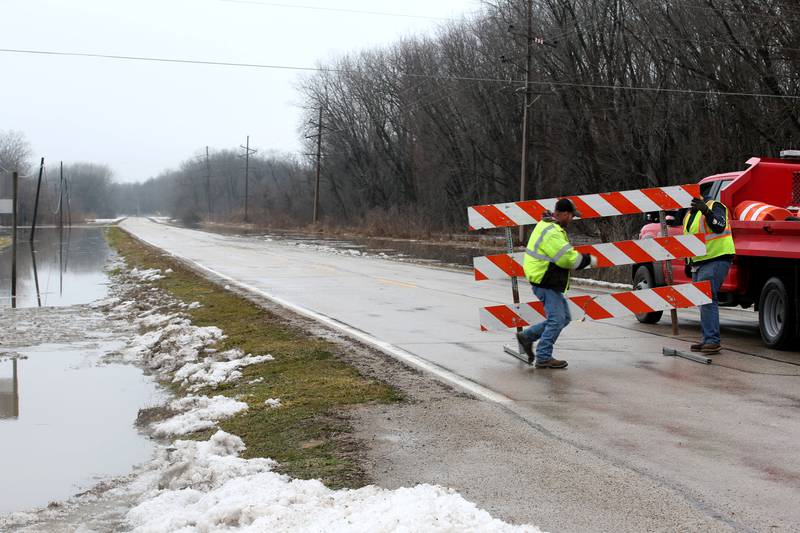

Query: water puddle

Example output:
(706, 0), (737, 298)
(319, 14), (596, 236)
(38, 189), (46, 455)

(0, 227), (111, 308)
(0, 227), (162, 514)
(0, 345), (163, 513)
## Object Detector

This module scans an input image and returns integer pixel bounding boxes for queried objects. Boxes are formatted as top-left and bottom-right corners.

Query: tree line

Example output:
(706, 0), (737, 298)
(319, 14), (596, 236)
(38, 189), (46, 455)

(296, 0), (800, 237)
(5, 1), (799, 237)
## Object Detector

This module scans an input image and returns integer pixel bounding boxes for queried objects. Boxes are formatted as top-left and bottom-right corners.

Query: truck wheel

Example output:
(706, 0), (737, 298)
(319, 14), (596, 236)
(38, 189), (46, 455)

(758, 277), (798, 349)
(633, 266), (663, 324)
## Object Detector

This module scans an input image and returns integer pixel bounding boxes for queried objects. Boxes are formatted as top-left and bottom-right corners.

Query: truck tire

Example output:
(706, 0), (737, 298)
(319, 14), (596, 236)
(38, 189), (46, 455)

(758, 277), (798, 349)
(633, 266), (664, 324)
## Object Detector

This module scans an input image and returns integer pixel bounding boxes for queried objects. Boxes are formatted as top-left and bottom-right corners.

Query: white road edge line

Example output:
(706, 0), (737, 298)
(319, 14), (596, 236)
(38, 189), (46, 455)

(124, 226), (513, 405)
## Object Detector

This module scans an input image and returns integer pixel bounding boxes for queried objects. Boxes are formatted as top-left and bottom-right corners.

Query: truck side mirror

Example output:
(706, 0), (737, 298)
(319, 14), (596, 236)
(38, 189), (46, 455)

(644, 212), (660, 224)
(644, 210), (683, 226)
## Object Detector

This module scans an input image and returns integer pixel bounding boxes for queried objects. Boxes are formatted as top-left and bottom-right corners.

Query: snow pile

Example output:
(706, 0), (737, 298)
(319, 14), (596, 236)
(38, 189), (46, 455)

(153, 396), (249, 436)
(572, 277), (630, 290)
(90, 296), (121, 309)
(118, 311), (226, 377)
(107, 299), (137, 318)
(173, 348), (274, 390)
(264, 398), (281, 408)
(129, 267), (166, 282)
(292, 241), (367, 258)
(135, 311), (183, 329)
(124, 431), (541, 533)
(187, 301), (202, 309)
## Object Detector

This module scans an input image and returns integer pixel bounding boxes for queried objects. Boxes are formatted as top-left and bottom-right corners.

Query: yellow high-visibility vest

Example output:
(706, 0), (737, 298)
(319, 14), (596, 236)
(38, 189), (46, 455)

(683, 200), (736, 263)
(523, 220), (581, 291)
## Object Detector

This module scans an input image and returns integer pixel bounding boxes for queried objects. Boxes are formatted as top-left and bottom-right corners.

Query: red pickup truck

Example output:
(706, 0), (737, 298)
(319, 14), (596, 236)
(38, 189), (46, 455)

(635, 154), (800, 349)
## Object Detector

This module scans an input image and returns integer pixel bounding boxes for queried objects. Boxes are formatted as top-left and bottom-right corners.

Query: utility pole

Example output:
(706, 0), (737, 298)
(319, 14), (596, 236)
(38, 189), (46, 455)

(518, 0), (533, 246)
(244, 135), (250, 222)
(30, 157), (44, 243)
(313, 105), (323, 224)
(205, 146), (212, 220)
(239, 136), (257, 223)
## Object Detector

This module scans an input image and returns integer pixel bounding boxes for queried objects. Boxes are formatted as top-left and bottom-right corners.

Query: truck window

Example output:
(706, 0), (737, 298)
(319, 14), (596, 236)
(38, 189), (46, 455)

(712, 179), (733, 201)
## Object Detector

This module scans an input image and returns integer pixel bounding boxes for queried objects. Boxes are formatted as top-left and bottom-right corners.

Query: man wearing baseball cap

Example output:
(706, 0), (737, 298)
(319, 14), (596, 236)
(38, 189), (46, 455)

(516, 198), (596, 368)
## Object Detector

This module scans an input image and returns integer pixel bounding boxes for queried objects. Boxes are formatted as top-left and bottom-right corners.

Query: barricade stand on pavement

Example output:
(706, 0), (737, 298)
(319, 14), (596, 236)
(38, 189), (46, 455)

(467, 184), (707, 365)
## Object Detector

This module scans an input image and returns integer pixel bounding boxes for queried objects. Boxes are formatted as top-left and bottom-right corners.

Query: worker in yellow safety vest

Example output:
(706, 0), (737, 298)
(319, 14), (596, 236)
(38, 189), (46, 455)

(683, 197), (736, 354)
(516, 198), (597, 369)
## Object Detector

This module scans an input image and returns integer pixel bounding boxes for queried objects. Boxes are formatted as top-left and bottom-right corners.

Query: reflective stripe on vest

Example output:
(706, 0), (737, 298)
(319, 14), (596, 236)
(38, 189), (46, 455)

(684, 200), (736, 262)
(523, 220), (578, 291)
(525, 224), (579, 266)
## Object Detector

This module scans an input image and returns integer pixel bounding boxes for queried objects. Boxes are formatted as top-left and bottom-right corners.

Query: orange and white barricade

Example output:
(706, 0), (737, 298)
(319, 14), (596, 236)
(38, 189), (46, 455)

(466, 183), (710, 351)
(468, 184), (700, 230)
(473, 235), (707, 280)
(479, 282), (712, 330)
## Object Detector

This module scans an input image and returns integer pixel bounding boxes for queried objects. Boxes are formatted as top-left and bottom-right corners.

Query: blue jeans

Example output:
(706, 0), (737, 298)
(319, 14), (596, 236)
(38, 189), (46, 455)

(692, 260), (731, 345)
(520, 285), (572, 361)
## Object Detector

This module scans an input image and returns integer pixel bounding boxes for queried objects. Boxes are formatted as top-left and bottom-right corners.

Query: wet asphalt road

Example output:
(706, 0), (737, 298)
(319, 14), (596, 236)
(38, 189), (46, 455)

(122, 218), (800, 531)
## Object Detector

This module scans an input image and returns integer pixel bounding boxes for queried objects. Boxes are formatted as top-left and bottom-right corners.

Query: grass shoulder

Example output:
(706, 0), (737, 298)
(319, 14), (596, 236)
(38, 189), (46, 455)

(106, 227), (403, 489)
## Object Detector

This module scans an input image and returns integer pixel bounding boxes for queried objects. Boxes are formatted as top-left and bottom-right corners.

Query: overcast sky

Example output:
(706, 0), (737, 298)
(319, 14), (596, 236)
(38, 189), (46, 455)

(0, 0), (480, 182)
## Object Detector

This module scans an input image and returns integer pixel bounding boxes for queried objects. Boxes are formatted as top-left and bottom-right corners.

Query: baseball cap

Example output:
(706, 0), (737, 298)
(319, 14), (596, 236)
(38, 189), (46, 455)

(554, 198), (581, 217)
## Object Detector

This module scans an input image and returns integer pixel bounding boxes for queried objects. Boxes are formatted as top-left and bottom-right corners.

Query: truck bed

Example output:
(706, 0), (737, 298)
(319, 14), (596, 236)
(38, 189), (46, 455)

(731, 220), (800, 260)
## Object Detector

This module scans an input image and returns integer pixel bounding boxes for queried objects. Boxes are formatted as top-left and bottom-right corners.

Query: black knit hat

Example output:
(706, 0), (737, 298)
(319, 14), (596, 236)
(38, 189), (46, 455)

(554, 198), (581, 217)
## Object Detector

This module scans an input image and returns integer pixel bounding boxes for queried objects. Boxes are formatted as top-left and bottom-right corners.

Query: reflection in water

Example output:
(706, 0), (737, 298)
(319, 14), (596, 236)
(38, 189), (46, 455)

(0, 227), (110, 308)
(0, 343), (162, 513)
(30, 245), (41, 307)
(0, 359), (19, 419)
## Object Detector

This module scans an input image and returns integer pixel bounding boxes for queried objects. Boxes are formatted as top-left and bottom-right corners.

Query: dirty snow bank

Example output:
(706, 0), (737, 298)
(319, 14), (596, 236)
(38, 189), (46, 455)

(173, 349), (274, 391)
(0, 253), (544, 533)
(153, 395), (249, 436)
(124, 431), (542, 533)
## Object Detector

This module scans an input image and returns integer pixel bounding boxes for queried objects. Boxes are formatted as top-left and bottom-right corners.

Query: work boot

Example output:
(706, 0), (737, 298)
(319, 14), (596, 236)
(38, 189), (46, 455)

(700, 343), (721, 354)
(535, 358), (568, 369)
(690, 342), (704, 352)
(516, 332), (535, 364)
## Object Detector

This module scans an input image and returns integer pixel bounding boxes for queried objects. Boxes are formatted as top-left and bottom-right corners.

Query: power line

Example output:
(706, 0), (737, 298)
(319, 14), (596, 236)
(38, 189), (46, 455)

(2, 47), (800, 100)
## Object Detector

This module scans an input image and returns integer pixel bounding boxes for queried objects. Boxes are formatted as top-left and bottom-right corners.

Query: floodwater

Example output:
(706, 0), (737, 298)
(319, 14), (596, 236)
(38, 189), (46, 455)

(0, 346), (162, 513)
(0, 227), (162, 514)
(206, 226), (506, 269)
(0, 227), (111, 308)
(201, 225), (629, 284)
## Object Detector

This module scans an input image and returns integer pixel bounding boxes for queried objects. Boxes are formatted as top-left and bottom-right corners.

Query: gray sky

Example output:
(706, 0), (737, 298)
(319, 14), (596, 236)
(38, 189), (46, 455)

(0, 0), (480, 182)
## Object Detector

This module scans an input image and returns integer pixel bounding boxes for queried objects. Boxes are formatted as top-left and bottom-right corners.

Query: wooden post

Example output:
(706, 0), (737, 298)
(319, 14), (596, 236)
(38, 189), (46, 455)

(659, 210), (679, 335)
(30, 157), (44, 243)
(11, 171), (18, 309)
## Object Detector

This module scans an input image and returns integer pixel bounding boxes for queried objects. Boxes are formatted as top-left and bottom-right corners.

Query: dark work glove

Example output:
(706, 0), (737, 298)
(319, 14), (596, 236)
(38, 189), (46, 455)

(691, 197), (711, 215)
